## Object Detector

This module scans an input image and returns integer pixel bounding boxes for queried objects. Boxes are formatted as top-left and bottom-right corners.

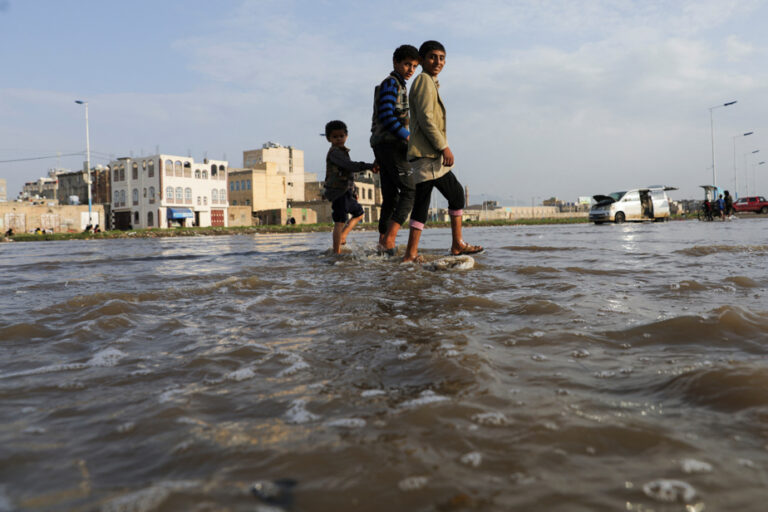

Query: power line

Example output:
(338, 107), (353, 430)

(0, 152), (84, 164)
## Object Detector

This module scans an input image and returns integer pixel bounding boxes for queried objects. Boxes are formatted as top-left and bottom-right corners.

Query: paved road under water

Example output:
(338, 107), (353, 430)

(2, 219), (768, 511)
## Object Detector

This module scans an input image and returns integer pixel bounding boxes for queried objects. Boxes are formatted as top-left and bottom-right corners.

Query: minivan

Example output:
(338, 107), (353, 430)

(589, 186), (677, 224)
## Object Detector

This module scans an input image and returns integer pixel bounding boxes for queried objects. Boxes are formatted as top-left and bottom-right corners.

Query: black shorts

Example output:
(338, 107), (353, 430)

(331, 189), (364, 223)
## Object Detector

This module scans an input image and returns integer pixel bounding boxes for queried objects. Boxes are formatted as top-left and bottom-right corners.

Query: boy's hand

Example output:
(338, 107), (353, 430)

(442, 147), (454, 167)
(372, 162), (380, 174)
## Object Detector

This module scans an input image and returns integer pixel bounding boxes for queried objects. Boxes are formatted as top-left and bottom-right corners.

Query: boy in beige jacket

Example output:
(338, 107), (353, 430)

(402, 40), (483, 263)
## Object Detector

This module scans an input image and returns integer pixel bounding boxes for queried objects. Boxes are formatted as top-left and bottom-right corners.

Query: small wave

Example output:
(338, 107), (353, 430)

(653, 365), (768, 412)
(0, 322), (58, 342)
(502, 245), (574, 252)
(515, 266), (560, 275)
(564, 266), (633, 276)
(675, 244), (768, 257)
(508, 299), (564, 315)
(724, 276), (761, 288)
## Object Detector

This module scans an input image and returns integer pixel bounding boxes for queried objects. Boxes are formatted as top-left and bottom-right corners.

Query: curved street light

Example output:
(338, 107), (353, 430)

(709, 100), (737, 186)
(733, 131), (753, 195)
(75, 100), (93, 224)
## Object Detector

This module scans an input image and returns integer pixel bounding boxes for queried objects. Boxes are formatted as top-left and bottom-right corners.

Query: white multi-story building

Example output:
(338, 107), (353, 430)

(243, 142), (305, 202)
(109, 154), (229, 229)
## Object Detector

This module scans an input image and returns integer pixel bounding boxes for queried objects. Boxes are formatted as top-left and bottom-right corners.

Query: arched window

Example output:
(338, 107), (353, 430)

(197, 196), (201, 205)
(195, 169), (201, 179)
(119, 164), (125, 181)
(211, 189), (218, 203)
(134, 211), (139, 224)
(147, 211), (154, 227)
(175, 161), (183, 177)
(220, 189), (226, 203)
(202, 170), (208, 179)
(203, 196), (207, 205)
(142, 160), (147, 171)
(132, 162), (138, 180)
(183, 161), (191, 178)
(113, 190), (119, 204)
(165, 159), (173, 176)
(185, 187), (192, 203)
(219, 165), (226, 180)
(132, 188), (138, 205)
(166, 186), (174, 203)
(148, 160), (155, 177)
(149, 186), (155, 203)
(119, 190), (126, 206)
(369, 189), (373, 200)
(112, 167), (119, 182)
(175, 187), (183, 202)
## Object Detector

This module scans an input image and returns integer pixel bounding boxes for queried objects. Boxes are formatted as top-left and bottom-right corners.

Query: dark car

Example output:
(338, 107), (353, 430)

(733, 196), (768, 214)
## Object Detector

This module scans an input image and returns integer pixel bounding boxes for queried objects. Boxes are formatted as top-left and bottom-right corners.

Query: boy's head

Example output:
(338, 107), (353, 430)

(419, 40), (446, 77)
(325, 120), (348, 147)
(392, 44), (420, 80)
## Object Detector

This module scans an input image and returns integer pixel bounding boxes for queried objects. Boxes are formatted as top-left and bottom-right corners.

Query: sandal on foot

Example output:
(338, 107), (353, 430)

(452, 243), (484, 256)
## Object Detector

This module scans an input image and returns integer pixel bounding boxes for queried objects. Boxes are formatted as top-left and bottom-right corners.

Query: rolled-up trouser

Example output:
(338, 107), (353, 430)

(409, 170), (465, 230)
(373, 141), (415, 235)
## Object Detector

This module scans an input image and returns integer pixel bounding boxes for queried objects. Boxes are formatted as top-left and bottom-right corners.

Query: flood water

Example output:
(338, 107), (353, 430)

(2, 219), (768, 511)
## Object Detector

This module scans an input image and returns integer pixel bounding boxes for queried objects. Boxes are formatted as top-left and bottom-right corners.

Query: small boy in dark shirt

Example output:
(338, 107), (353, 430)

(323, 120), (378, 254)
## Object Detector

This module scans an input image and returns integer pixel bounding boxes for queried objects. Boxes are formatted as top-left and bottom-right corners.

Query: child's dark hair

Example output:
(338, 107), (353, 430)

(325, 120), (347, 138)
(393, 44), (420, 63)
(419, 40), (445, 59)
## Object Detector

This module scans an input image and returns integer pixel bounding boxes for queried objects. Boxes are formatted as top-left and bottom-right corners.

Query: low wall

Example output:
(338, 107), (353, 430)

(0, 203), (106, 233)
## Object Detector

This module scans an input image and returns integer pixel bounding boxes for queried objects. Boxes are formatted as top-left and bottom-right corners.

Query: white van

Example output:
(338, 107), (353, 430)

(589, 186), (677, 224)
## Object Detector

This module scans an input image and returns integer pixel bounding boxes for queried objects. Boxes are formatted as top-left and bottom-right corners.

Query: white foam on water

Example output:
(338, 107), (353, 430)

(400, 390), (449, 408)
(101, 480), (199, 512)
(444, 350), (460, 357)
(226, 367), (256, 382)
(278, 360), (310, 377)
(88, 348), (127, 367)
(116, 422), (135, 434)
(333, 339), (347, 345)
(531, 354), (548, 362)
(158, 387), (187, 404)
(594, 370), (616, 379)
(361, 389), (386, 397)
(460, 451), (483, 468)
(571, 349), (591, 358)
(439, 343), (456, 350)
(471, 411), (510, 426)
(21, 407), (35, 413)
(738, 458), (757, 469)
(386, 339), (407, 347)
(1, 362), (86, 379)
(284, 399), (320, 424)
(398, 476), (429, 491)
(398, 352), (417, 361)
(681, 459), (713, 474)
(325, 418), (366, 428)
(642, 479), (697, 503)
(23, 426), (46, 435)
(428, 255), (475, 271)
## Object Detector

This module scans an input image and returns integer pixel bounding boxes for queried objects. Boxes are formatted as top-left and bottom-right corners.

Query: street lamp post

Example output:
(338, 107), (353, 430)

(732, 131), (753, 196)
(755, 161), (766, 194)
(750, 150), (761, 195)
(709, 100), (737, 186)
(75, 100), (93, 225)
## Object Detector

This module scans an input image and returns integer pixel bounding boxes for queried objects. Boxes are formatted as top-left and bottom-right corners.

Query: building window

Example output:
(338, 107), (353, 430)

(235, 181), (239, 191)
(175, 187), (183, 202)
(142, 160), (147, 171)
(211, 189), (218, 203)
(183, 161), (192, 178)
(143, 187), (147, 198)
(134, 211), (139, 224)
(368, 189), (373, 200)
(203, 196), (207, 205)
(247, 180), (251, 190)
(166, 186), (174, 203)
(132, 188), (138, 205)
(219, 165), (226, 180)
(119, 165), (125, 181)
(220, 189), (226, 203)
(202, 170), (208, 179)
(165, 159), (174, 176)
(113, 190), (119, 204)
(195, 169), (201, 179)
(197, 196), (201, 205)
(113, 169), (119, 183)
(149, 187), (155, 204)
(246, 199), (251, 206)
(211, 164), (217, 178)
(185, 187), (192, 203)
(148, 160), (155, 177)
(132, 162), (138, 180)
(147, 211), (154, 227)
(120, 190), (126, 206)
(174, 161), (182, 177)
(232, 200), (237, 206)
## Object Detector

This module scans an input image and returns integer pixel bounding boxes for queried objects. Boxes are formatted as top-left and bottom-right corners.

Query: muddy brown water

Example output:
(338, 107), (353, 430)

(1, 219), (768, 511)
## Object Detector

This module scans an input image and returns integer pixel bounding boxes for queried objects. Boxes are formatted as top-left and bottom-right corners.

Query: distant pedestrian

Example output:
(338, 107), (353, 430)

(717, 194), (725, 220)
(724, 190), (734, 217)
(323, 120), (379, 254)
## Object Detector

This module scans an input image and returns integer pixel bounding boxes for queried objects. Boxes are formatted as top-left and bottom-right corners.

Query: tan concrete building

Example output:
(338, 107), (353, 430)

(227, 163), (287, 211)
(56, 166), (111, 206)
(243, 142), (305, 202)
(0, 203), (106, 233)
(0, 178), (6, 202)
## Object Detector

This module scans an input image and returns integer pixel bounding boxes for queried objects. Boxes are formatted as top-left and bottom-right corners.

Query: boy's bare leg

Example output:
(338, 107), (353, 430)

(402, 227), (422, 262)
(332, 222), (345, 254)
(340, 214), (363, 247)
(450, 215), (464, 253)
(382, 221), (402, 250)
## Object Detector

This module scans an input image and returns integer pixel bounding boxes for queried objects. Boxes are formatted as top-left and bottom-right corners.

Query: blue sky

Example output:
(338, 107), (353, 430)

(2, 0), (767, 204)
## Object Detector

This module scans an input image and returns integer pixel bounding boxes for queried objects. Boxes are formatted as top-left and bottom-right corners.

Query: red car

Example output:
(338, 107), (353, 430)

(733, 196), (768, 214)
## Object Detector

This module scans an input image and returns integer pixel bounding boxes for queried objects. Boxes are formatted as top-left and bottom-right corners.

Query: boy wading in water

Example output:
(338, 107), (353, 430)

(402, 40), (483, 263)
(370, 44), (420, 256)
(323, 120), (378, 254)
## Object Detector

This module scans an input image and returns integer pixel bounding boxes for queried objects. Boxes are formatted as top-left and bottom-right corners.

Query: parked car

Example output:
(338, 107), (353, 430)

(589, 186), (677, 224)
(733, 196), (768, 214)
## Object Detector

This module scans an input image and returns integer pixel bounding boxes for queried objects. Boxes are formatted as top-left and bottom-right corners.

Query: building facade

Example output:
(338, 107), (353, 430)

(56, 166), (111, 206)
(0, 178), (6, 202)
(294, 172), (382, 224)
(243, 142), (305, 202)
(109, 154), (229, 229)
(227, 162), (287, 211)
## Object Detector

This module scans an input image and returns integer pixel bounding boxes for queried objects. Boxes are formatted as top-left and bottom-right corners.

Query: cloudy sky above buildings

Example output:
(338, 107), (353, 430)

(1, 0), (767, 204)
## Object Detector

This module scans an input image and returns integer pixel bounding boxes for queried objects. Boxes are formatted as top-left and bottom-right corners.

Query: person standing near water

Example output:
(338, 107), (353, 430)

(370, 44), (420, 256)
(402, 40), (483, 263)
